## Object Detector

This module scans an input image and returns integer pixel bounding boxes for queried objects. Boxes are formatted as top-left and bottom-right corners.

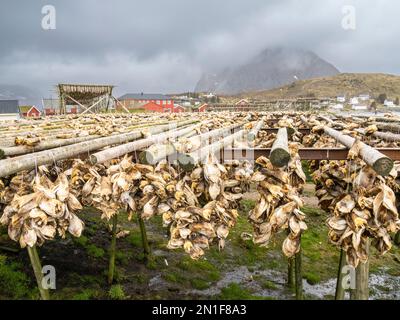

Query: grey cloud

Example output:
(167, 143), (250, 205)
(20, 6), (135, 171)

(0, 0), (399, 97)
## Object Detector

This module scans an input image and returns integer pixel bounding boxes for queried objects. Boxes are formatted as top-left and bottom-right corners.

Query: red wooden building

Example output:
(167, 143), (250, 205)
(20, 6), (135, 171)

(19, 105), (41, 118)
(198, 103), (207, 112)
(118, 93), (175, 112)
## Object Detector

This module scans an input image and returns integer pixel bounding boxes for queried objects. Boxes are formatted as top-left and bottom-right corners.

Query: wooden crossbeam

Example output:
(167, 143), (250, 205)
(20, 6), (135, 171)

(64, 94), (95, 114)
(81, 96), (107, 115)
(129, 147), (400, 163)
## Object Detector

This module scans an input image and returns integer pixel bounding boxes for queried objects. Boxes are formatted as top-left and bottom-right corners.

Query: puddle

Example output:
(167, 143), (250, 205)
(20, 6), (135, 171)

(182, 266), (400, 300)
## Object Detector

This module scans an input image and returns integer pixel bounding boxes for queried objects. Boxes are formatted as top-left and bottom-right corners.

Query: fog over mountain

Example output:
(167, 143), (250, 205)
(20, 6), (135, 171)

(195, 48), (340, 94)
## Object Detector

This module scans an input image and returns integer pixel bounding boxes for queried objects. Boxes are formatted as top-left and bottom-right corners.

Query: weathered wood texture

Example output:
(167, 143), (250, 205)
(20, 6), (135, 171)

(324, 127), (393, 176)
(269, 127), (290, 167)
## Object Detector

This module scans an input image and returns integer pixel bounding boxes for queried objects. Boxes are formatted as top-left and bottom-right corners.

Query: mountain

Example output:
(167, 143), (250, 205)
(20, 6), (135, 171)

(232, 73), (400, 100)
(194, 47), (339, 94)
(0, 84), (43, 107)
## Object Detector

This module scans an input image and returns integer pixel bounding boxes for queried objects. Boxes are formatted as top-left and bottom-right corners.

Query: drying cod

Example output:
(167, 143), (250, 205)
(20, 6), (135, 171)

(248, 143), (307, 258)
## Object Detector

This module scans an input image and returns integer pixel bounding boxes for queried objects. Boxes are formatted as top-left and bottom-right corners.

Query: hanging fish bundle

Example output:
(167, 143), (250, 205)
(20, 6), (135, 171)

(248, 144), (307, 258)
(68, 156), (150, 221)
(311, 160), (352, 211)
(313, 158), (400, 267)
(136, 160), (180, 221)
(327, 165), (400, 267)
(385, 161), (400, 193)
(0, 169), (84, 248)
(166, 155), (251, 259)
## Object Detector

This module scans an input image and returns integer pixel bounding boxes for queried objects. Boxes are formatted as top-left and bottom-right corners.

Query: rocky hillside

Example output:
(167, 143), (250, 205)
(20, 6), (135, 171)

(233, 73), (400, 100)
(195, 47), (339, 94)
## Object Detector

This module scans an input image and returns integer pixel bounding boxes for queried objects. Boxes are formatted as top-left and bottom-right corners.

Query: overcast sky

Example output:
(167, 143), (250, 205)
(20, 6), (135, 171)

(0, 0), (399, 97)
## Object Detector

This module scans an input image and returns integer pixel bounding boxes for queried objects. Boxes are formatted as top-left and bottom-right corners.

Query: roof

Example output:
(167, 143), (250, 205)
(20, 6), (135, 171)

(19, 106), (32, 113)
(0, 100), (19, 114)
(119, 93), (171, 100)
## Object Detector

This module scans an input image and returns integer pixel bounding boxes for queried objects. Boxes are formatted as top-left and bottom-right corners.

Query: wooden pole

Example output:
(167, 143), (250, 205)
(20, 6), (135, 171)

(269, 127), (290, 167)
(247, 116), (266, 141)
(351, 240), (370, 300)
(139, 143), (176, 165)
(375, 122), (400, 134)
(295, 246), (303, 300)
(64, 94), (94, 114)
(91, 123), (199, 164)
(357, 128), (400, 142)
(138, 214), (151, 259)
(80, 96), (107, 115)
(108, 214), (118, 285)
(335, 249), (347, 300)
(184, 122), (246, 152)
(0, 120), (194, 177)
(394, 231), (400, 246)
(287, 257), (295, 288)
(323, 127), (393, 176)
(178, 130), (245, 171)
(27, 245), (50, 300)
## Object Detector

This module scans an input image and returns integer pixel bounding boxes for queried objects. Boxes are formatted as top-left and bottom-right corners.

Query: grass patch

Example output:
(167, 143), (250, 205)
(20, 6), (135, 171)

(240, 199), (256, 212)
(260, 279), (278, 290)
(0, 254), (36, 299)
(177, 257), (220, 282)
(72, 288), (100, 300)
(162, 272), (186, 284)
(128, 233), (143, 248)
(73, 235), (89, 247)
(108, 284), (126, 300)
(217, 283), (272, 300)
(302, 206), (325, 217)
(86, 244), (105, 259)
(115, 250), (133, 265)
(304, 272), (321, 285)
(190, 278), (210, 290)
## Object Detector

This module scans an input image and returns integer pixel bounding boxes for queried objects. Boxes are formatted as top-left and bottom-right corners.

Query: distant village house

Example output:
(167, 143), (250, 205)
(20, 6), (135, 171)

(19, 105), (41, 118)
(384, 99), (395, 107)
(336, 95), (346, 103)
(42, 98), (78, 116)
(118, 93), (180, 112)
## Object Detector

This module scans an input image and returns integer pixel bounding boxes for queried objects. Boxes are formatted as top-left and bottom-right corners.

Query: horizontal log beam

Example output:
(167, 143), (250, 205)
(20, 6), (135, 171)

(222, 148), (400, 161)
(129, 147), (400, 162)
(260, 128), (311, 134)
(0, 120), (196, 177)
(323, 127), (393, 175)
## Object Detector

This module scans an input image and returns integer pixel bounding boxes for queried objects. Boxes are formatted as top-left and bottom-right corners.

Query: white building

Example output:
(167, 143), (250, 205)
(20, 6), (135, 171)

(350, 97), (359, 105)
(352, 105), (368, 111)
(337, 96), (346, 103)
(202, 93), (215, 99)
(384, 99), (395, 107)
(331, 103), (344, 110)
(358, 94), (370, 101)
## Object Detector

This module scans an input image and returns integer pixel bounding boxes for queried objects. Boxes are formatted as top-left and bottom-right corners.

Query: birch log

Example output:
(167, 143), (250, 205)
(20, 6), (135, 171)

(139, 122), (244, 165)
(375, 123), (400, 134)
(247, 116), (266, 141)
(91, 124), (199, 164)
(0, 134), (102, 158)
(178, 130), (245, 171)
(0, 120), (195, 177)
(269, 127), (290, 167)
(300, 115), (308, 125)
(357, 128), (400, 142)
(324, 127), (393, 176)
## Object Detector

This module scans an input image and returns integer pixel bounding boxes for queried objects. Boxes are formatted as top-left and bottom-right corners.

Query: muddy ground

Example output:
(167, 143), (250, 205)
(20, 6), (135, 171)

(1, 183), (400, 300)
